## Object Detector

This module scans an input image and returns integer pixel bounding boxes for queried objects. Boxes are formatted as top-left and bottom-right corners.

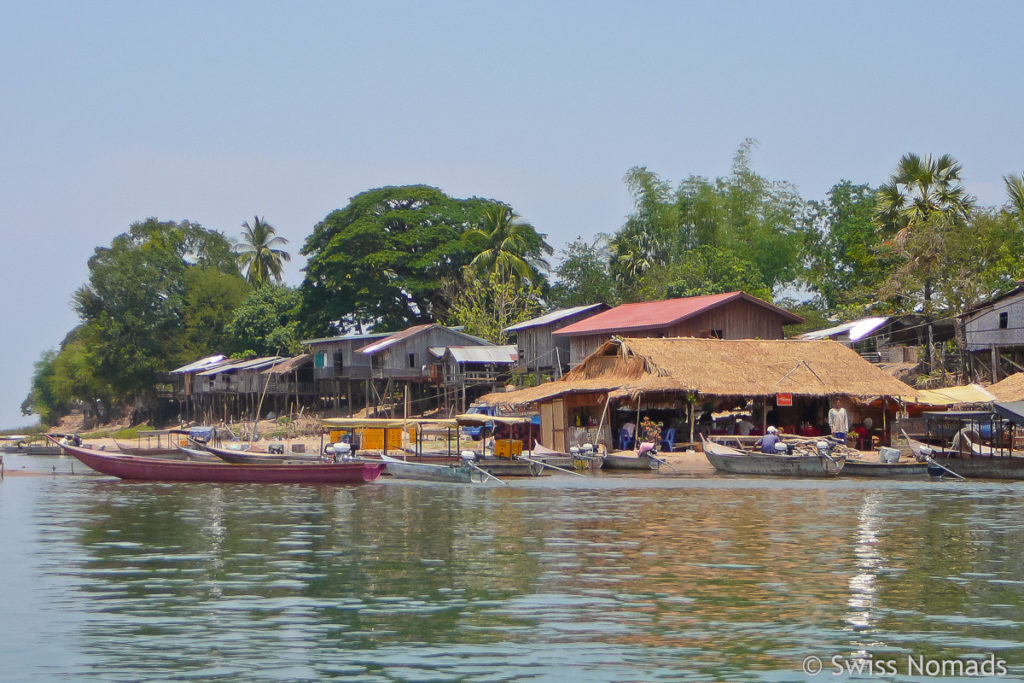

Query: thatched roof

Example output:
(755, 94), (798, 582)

(989, 373), (1024, 401)
(479, 337), (921, 407)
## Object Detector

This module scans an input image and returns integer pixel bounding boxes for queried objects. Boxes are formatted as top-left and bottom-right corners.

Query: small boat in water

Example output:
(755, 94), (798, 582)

(841, 459), (930, 477)
(701, 436), (844, 477)
(602, 451), (660, 470)
(49, 436), (384, 484)
(198, 441), (322, 465)
(380, 453), (485, 483)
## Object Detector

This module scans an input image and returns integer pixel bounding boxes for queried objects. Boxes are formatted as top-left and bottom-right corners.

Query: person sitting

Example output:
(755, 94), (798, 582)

(735, 417), (755, 436)
(756, 426), (781, 454)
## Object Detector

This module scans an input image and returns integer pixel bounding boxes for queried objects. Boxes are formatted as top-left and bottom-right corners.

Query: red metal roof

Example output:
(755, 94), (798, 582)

(552, 291), (803, 336)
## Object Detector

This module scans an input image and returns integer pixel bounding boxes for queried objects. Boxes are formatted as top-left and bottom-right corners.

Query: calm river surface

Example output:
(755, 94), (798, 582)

(3, 454), (1024, 681)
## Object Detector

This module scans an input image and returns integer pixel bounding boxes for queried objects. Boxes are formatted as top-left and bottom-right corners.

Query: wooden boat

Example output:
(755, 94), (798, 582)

(702, 436), (844, 477)
(472, 458), (544, 477)
(841, 459), (930, 477)
(602, 451), (660, 470)
(49, 437), (385, 483)
(1, 436), (63, 455)
(379, 453), (482, 483)
(198, 442), (322, 465)
(924, 454), (1024, 480)
(113, 440), (183, 456)
(178, 446), (224, 463)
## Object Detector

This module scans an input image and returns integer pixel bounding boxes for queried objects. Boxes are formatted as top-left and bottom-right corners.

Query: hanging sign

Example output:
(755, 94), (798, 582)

(776, 393), (793, 407)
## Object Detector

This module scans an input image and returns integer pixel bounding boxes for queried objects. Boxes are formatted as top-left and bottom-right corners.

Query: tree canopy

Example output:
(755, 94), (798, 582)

(298, 185), (545, 335)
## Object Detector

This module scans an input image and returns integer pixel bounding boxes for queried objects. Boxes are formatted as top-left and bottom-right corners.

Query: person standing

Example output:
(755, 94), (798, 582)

(828, 398), (850, 443)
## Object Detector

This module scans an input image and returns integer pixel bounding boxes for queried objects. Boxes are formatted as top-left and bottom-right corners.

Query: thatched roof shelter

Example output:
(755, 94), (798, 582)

(479, 337), (921, 407)
(988, 372), (1024, 401)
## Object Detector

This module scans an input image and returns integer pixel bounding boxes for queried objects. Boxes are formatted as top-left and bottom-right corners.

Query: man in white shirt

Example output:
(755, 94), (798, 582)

(828, 398), (850, 443)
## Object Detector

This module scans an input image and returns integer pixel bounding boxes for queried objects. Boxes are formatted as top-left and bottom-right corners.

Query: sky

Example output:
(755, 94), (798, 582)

(1, 1), (1022, 429)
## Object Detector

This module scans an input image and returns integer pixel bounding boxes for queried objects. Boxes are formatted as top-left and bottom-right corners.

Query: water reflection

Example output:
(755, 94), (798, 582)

(2, 475), (1024, 680)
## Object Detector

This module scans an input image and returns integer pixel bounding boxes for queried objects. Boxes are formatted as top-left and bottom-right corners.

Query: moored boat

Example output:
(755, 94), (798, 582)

(380, 453), (483, 483)
(602, 452), (660, 470)
(49, 436), (385, 484)
(841, 459), (930, 477)
(701, 436), (844, 477)
(198, 442), (322, 464)
(924, 454), (1024, 480)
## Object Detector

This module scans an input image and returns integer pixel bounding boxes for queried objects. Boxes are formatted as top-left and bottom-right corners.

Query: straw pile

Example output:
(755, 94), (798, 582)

(988, 372), (1024, 401)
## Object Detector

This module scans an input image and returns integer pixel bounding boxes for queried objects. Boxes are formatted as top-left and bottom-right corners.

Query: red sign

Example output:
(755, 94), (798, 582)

(776, 393), (793, 407)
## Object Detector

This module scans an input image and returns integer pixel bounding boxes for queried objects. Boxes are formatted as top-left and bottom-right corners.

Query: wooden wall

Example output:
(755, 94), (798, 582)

(965, 291), (1024, 352)
(566, 299), (791, 365)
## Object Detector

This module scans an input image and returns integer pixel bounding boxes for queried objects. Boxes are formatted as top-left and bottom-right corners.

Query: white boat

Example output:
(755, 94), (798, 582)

(380, 453), (486, 483)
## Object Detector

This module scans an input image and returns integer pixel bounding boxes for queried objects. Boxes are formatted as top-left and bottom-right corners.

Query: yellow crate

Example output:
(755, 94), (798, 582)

(329, 430), (345, 443)
(358, 428), (408, 451)
(494, 439), (523, 459)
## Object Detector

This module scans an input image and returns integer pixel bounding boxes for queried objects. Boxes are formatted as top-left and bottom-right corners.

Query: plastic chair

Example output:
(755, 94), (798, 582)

(660, 427), (676, 452)
(619, 427), (634, 451)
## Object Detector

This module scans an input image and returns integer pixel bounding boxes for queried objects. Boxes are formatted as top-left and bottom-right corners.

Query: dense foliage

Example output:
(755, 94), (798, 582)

(21, 146), (1024, 425)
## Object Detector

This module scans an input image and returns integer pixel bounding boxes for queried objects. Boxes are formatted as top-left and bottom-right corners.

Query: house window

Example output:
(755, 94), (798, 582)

(1000, 312), (1009, 329)
(334, 352), (344, 372)
(408, 352), (416, 369)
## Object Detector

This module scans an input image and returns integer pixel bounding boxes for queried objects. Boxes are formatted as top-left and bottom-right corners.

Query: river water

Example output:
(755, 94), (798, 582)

(2, 454), (1024, 681)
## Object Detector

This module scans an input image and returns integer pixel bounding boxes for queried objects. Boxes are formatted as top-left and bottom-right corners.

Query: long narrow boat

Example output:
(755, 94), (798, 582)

(199, 442), (322, 465)
(49, 437), (384, 483)
(113, 440), (183, 456)
(924, 454), (1024, 480)
(841, 459), (930, 477)
(702, 436), (844, 477)
(602, 452), (659, 471)
(380, 453), (481, 483)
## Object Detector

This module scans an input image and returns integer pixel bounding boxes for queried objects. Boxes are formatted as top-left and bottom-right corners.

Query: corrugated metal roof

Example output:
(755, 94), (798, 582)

(262, 354), (312, 374)
(446, 345), (518, 364)
(170, 355), (227, 374)
(301, 332), (389, 345)
(504, 304), (607, 332)
(356, 324), (488, 355)
(197, 356), (284, 376)
(797, 317), (889, 342)
(357, 323), (435, 354)
(552, 292), (804, 337)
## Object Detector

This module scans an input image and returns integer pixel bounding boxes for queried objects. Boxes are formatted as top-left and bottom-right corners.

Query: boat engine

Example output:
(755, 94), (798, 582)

(460, 450), (478, 464)
(917, 445), (932, 463)
(816, 440), (832, 458)
(774, 442), (789, 454)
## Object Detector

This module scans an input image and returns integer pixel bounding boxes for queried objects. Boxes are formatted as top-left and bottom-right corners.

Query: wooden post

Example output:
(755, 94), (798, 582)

(992, 345), (1000, 382)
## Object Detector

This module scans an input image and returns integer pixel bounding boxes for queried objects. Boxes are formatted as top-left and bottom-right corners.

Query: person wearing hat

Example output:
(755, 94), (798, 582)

(756, 425), (781, 454)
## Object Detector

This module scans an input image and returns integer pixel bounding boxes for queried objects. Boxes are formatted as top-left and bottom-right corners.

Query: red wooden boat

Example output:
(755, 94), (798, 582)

(48, 436), (385, 484)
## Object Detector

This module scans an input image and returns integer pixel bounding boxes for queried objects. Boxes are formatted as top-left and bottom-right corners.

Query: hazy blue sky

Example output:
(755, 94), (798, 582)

(2, 1), (1022, 429)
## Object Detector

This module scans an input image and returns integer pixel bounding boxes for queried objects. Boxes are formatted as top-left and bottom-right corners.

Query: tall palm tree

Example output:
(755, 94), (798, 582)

(464, 205), (552, 282)
(874, 153), (974, 242)
(1005, 173), (1024, 218)
(236, 216), (290, 285)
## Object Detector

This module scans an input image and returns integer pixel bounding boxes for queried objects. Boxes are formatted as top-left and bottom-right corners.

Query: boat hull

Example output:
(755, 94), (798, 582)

(926, 455), (1024, 480)
(842, 460), (930, 477)
(703, 438), (843, 477)
(380, 455), (477, 483)
(602, 453), (659, 470)
(201, 443), (322, 464)
(51, 438), (384, 483)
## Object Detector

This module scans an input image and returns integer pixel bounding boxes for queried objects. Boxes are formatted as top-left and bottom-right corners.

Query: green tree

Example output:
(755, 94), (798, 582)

(549, 236), (617, 308)
(464, 205), (553, 283)
(1005, 173), (1024, 218)
(69, 219), (241, 409)
(875, 153), (975, 242)
(874, 153), (976, 315)
(447, 270), (543, 344)
(802, 181), (890, 311)
(299, 185), (505, 334)
(227, 284), (303, 357)
(611, 140), (806, 301)
(176, 267), (252, 360)
(662, 246), (771, 301)
(236, 216), (291, 285)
